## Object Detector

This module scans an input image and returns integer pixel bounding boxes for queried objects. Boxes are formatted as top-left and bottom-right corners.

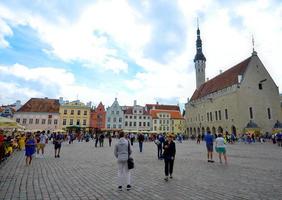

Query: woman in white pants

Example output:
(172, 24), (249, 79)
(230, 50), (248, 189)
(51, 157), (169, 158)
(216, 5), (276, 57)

(114, 131), (132, 191)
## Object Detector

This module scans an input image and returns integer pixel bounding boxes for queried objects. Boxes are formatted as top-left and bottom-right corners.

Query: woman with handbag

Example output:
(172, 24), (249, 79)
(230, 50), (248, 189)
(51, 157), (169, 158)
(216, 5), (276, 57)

(114, 131), (132, 191)
(163, 134), (176, 181)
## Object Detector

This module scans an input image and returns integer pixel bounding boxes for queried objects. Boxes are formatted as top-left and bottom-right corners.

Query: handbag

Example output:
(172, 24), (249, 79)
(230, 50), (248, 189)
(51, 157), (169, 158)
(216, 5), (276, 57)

(127, 141), (134, 170)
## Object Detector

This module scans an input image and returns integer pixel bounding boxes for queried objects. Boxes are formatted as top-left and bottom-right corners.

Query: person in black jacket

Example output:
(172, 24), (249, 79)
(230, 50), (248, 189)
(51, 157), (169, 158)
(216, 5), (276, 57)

(163, 134), (176, 181)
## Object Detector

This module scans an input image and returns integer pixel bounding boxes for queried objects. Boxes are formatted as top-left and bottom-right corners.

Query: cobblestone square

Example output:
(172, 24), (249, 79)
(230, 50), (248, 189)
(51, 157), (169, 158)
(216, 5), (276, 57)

(0, 140), (282, 200)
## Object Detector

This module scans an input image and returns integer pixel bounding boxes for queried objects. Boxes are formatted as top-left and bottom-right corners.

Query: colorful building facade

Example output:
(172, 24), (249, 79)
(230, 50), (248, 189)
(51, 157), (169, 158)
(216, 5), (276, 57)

(90, 102), (106, 129)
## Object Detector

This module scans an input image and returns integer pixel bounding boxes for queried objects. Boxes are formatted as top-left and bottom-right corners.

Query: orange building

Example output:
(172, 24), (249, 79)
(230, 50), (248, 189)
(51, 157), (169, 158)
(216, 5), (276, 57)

(90, 102), (106, 129)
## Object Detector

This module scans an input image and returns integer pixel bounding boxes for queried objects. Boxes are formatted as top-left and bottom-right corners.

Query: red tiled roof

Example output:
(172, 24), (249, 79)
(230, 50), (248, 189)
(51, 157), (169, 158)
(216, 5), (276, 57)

(146, 104), (180, 111)
(17, 98), (60, 113)
(191, 56), (251, 101)
(150, 109), (184, 119)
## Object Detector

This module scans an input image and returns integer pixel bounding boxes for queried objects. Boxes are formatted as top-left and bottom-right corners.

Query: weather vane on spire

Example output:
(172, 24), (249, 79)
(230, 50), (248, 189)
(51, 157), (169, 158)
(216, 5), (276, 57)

(252, 34), (255, 52)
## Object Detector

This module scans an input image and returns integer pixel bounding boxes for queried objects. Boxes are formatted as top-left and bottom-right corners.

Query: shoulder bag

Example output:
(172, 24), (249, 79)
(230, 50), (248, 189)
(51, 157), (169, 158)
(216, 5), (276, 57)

(127, 141), (134, 170)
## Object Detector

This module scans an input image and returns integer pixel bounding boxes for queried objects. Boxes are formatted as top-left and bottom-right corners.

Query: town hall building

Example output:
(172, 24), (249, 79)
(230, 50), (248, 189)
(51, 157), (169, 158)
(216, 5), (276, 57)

(185, 26), (282, 136)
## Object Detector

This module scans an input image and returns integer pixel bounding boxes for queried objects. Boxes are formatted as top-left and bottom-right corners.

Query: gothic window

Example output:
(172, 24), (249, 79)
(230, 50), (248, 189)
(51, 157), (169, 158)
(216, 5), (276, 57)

(249, 107), (253, 119)
(259, 83), (263, 90)
(267, 108), (271, 119)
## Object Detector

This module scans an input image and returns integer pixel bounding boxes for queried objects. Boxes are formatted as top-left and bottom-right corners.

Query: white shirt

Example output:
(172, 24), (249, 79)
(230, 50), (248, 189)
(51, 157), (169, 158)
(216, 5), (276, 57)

(215, 137), (226, 148)
(40, 134), (47, 144)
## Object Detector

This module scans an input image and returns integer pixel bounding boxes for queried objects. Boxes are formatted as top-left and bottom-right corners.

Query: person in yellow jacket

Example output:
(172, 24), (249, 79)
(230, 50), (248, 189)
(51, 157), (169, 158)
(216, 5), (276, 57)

(18, 134), (26, 150)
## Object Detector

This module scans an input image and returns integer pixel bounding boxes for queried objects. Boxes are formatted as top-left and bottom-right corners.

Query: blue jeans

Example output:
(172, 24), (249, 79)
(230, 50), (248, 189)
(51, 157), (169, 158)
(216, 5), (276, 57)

(139, 142), (143, 152)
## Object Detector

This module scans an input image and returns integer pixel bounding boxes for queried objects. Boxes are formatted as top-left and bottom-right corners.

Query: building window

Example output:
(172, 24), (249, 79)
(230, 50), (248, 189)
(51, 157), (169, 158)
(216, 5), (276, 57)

(133, 122), (136, 126)
(84, 111), (87, 115)
(154, 126), (157, 131)
(125, 115), (128, 119)
(113, 117), (116, 122)
(77, 119), (80, 125)
(154, 119), (157, 124)
(125, 121), (128, 126)
(16, 118), (20, 123)
(77, 110), (81, 115)
(215, 111), (218, 121)
(249, 107), (253, 119)
(41, 119), (46, 124)
(147, 122), (150, 127)
(225, 109), (228, 120)
(29, 119), (33, 124)
(70, 119), (73, 125)
(71, 110), (74, 115)
(118, 124), (122, 128)
(83, 120), (86, 126)
(139, 122), (142, 126)
(64, 110), (67, 114)
(116, 111), (119, 115)
(210, 112), (212, 121)
(267, 108), (271, 119)
(111, 111), (114, 114)
(160, 114), (162, 118)
(134, 110), (137, 113)
(167, 127), (169, 131)
(134, 116), (137, 119)
(143, 116), (146, 119)
(160, 120), (162, 124)
(207, 113), (209, 122)
(119, 118), (122, 123)
(258, 83), (263, 90)
(63, 119), (66, 125)
(129, 122), (132, 127)
(35, 119), (39, 124)
(113, 124), (116, 129)
(139, 116), (142, 119)
(218, 110), (221, 120)
(107, 124), (110, 128)
(48, 119), (52, 125)
(22, 119), (27, 124)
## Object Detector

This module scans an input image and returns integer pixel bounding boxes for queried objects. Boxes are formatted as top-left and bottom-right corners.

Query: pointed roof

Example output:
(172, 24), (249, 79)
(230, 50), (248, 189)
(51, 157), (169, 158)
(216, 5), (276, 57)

(17, 98), (60, 113)
(190, 56), (252, 101)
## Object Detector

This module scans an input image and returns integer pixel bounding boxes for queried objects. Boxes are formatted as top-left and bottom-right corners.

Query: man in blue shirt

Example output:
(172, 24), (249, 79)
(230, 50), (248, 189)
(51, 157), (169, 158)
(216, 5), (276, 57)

(204, 131), (214, 163)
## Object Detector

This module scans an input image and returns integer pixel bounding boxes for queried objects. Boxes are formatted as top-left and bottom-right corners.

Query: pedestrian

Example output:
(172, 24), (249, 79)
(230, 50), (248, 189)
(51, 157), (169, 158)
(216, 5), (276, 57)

(197, 134), (201, 144)
(137, 133), (144, 152)
(39, 131), (47, 158)
(215, 133), (227, 165)
(95, 133), (99, 147)
(114, 131), (132, 191)
(204, 131), (214, 163)
(276, 132), (282, 147)
(53, 132), (63, 158)
(109, 133), (112, 147)
(163, 134), (176, 181)
(99, 133), (104, 147)
(25, 133), (36, 165)
(130, 133), (134, 146)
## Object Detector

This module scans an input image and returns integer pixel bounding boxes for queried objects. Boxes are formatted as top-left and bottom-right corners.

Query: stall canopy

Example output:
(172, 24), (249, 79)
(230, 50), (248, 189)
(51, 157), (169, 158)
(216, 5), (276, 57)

(244, 120), (261, 134)
(0, 117), (25, 129)
(272, 120), (282, 133)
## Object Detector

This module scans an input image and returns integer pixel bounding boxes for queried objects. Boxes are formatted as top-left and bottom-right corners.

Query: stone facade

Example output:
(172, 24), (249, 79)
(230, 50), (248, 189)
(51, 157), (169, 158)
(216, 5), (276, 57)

(106, 98), (124, 130)
(185, 52), (282, 136)
(123, 100), (151, 131)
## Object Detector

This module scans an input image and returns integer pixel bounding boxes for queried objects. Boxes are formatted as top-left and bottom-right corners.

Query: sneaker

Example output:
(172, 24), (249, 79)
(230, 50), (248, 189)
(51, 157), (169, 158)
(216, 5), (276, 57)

(164, 177), (168, 181)
(126, 185), (131, 191)
(210, 160), (215, 163)
(169, 175), (173, 179)
(118, 186), (122, 191)
(57, 155), (60, 158)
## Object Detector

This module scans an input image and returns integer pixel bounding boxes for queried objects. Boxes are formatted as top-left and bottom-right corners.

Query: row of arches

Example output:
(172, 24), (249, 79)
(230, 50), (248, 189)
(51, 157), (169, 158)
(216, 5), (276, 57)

(187, 125), (237, 136)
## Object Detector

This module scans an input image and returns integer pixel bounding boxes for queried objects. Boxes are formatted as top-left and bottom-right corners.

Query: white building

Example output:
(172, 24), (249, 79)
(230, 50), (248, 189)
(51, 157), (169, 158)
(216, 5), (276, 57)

(106, 98), (124, 130)
(14, 98), (61, 131)
(123, 100), (151, 131)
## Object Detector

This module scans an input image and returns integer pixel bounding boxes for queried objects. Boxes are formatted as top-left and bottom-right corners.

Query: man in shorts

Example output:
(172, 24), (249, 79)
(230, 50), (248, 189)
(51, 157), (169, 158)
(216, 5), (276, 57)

(54, 133), (63, 158)
(39, 131), (47, 157)
(204, 131), (214, 163)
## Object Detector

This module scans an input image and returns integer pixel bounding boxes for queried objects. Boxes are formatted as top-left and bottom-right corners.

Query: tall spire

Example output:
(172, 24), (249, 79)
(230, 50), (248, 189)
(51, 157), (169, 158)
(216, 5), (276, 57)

(194, 21), (206, 62)
(252, 34), (257, 56)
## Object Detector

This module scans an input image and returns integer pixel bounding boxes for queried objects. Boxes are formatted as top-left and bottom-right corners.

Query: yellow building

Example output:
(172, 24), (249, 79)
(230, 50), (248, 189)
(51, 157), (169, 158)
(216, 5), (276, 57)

(172, 118), (185, 134)
(60, 100), (91, 129)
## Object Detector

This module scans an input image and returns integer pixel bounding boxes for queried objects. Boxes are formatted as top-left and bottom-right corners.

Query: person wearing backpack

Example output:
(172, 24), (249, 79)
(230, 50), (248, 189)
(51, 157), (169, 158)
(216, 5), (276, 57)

(114, 131), (132, 191)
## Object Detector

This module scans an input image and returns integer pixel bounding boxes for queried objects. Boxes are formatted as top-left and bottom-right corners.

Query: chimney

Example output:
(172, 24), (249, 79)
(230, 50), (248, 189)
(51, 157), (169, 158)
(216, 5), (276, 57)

(219, 70), (222, 74)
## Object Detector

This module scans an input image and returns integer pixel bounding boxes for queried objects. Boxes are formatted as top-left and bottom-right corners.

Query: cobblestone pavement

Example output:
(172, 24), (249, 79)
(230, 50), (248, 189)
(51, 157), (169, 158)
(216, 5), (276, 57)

(0, 140), (282, 200)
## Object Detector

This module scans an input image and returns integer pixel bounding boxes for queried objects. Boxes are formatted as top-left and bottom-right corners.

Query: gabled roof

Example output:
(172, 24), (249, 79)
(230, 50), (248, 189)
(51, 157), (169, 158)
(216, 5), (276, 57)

(123, 106), (150, 115)
(150, 109), (184, 119)
(191, 56), (252, 101)
(145, 104), (180, 111)
(17, 98), (60, 113)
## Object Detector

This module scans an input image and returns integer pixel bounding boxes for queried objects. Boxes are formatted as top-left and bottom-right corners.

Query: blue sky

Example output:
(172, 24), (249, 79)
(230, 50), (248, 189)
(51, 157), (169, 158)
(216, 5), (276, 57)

(0, 0), (281, 108)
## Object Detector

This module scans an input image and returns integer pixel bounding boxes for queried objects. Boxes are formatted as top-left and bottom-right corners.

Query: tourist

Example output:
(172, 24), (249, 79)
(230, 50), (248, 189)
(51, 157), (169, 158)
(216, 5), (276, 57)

(130, 133), (134, 146)
(204, 130), (214, 163)
(137, 133), (144, 152)
(18, 134), (26, 150)
(276, 132), (282, 147)
(163, 134), (176, 181)
(35, 132), (40, 157)
(25, 133), (36, 165)
(95, 133), (99, 147)
(39, 131), (47, 157)
(197, 134), (201, 144)
(114, 131), (132, 191)
(215, 133), (227, 165)
(99, 133), (104, 147)
(53, 132), (63, 158)
(108, 133), (112, 147)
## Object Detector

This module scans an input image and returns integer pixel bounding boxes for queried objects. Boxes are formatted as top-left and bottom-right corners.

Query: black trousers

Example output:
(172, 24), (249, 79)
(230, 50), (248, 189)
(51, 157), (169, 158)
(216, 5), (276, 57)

(164, 158), (174, 176)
